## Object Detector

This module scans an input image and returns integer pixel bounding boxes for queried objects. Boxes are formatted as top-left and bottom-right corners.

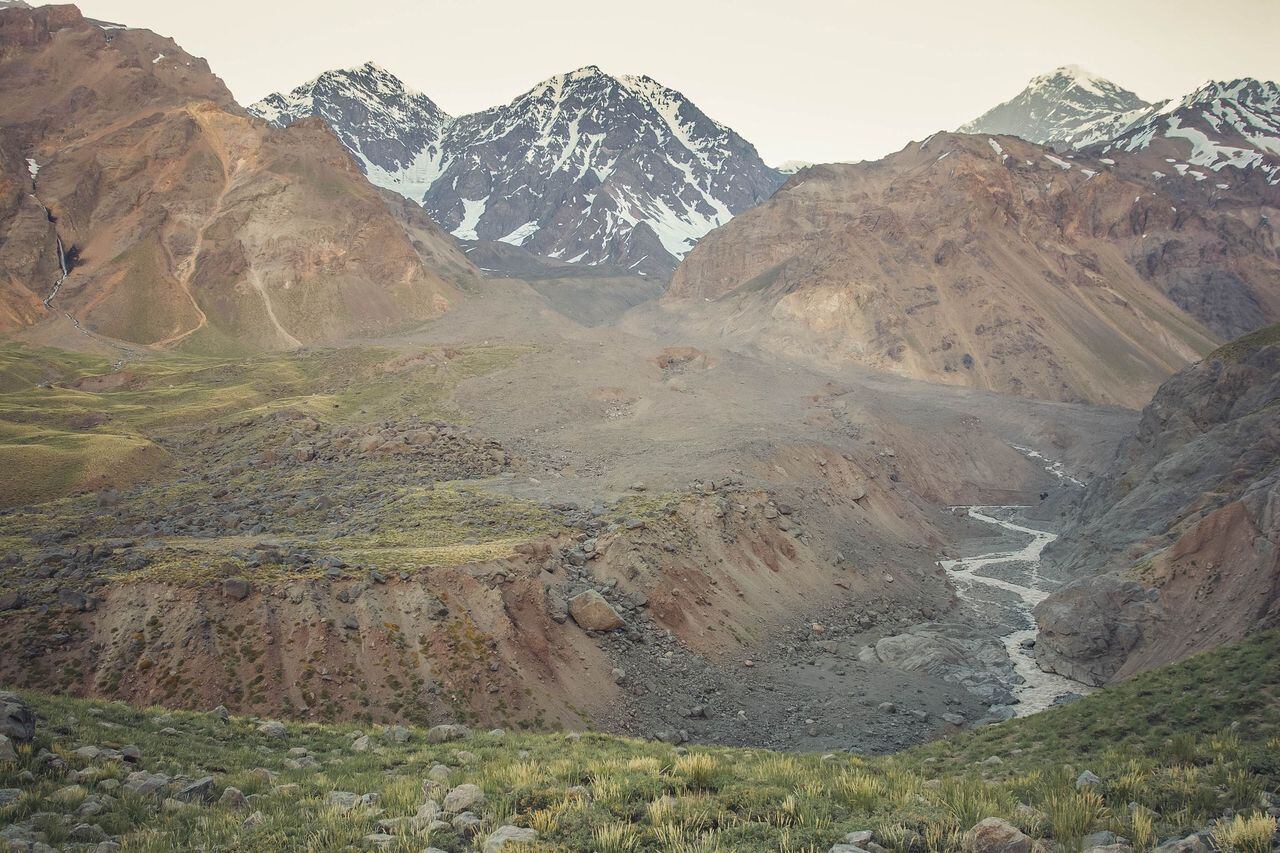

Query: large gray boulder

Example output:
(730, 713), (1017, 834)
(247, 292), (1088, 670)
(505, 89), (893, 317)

(0, 692), (35, 742)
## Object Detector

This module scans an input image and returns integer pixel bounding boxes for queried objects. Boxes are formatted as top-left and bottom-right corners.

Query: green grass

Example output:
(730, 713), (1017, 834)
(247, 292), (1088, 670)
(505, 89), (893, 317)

(1209, 323), (1280, 363)
(0, 340), (528, 507)
(4, 628), (1279, 851)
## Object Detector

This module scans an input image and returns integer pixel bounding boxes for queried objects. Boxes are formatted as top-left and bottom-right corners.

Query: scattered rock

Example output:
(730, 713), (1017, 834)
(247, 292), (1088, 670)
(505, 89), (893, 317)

(219, 786), (246, 809)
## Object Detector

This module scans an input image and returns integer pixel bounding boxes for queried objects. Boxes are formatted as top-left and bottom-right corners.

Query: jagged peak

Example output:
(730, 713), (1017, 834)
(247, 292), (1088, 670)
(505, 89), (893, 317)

(1178, 78), (1280, 108)
(1025, 65), (1133, 100)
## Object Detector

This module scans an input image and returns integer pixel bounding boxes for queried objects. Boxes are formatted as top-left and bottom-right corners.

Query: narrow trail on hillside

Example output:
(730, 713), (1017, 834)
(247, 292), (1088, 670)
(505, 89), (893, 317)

(940, 506), (1092, 714)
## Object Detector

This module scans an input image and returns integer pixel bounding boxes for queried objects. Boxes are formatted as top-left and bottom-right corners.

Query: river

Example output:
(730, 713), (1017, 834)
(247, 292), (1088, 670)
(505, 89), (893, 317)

(939, 506), (1092, 715)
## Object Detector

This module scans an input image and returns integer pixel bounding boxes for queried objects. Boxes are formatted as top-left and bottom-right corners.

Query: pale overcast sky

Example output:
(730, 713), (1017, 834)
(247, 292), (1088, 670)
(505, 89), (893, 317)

(74, 0), (1280, 165)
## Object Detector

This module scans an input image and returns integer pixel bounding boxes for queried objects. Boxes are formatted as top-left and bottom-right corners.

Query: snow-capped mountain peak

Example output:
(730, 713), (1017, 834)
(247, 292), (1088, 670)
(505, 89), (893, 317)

(251, 63), (783, 275)
(250, 62), (453, 200)
(959, 65), (1153, 148)
(1099, 77), (1280, 184)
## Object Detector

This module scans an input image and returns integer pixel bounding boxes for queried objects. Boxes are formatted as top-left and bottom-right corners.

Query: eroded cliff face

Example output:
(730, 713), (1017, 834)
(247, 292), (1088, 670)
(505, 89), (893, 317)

(1035, 326), (1280, 684)
(665, 133), (1280, 407)
(0, 4), (476, 350)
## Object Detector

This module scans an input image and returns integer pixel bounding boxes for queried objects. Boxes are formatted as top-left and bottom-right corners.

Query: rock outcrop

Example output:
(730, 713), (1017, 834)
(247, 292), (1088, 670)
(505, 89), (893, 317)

(1036, 325), (1280, 683)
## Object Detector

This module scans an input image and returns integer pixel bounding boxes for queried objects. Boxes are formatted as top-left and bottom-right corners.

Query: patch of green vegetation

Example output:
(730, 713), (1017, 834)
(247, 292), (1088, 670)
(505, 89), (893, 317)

(1209, 323), (1280, 363)
(4, 630), (1279, 851)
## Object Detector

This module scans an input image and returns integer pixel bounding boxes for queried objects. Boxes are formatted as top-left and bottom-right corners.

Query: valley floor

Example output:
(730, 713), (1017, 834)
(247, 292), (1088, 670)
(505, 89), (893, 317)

(0, 275), (1137, 752)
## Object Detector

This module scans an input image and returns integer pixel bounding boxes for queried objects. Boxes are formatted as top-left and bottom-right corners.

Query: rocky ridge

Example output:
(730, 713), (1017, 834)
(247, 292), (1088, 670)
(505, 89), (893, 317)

(1035, 325), (1280, 685)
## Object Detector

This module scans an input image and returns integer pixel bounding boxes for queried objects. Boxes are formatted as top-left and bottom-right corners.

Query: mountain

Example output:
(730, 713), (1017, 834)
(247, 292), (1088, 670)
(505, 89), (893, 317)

(1093, 78), (1280, 188)
(248, 61), (452, 203)
(0, 5), (476, 351)
(958, 65), (1155, 148)
(1035, 325), (1280, 685)
(663, 132), (1280, 407)
(251, 65), (785, 276)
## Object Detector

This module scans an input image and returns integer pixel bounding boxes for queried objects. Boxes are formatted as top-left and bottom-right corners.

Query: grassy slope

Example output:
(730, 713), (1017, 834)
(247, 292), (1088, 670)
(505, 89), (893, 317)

(3, 629), (1279, 852)
(0, 341), (562, 590)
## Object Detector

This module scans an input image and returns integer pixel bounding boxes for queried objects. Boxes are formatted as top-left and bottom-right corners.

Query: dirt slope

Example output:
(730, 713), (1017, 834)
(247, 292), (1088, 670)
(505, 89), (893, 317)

(665, 133), (1280, 407)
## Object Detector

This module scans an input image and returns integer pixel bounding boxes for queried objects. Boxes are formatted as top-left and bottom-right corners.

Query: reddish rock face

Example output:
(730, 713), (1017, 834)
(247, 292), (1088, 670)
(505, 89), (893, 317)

(0, 4), (478, 348)
(666, 132), (1280, 407)
(0, 4), (85, 48)
(1036, 326), (1280, 683)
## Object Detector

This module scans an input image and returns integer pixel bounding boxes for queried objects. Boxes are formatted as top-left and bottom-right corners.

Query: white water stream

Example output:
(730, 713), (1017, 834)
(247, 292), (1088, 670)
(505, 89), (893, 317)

(940, 506), (1092, 715)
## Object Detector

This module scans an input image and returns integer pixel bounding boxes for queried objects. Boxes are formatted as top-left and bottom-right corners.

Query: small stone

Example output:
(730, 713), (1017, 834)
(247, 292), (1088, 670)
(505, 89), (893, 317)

(219, 787), (246, 809)
(1076, 770), (1102, 788)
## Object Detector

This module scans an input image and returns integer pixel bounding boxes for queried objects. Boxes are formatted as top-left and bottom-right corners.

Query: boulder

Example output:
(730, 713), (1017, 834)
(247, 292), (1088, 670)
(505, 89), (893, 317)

(567, 589), (625, 631)
(219, 786), (246, 809)
(222, 577), (251, 601)
(963, 817), (1033, 853)
(58, 588), (96, 612)
(0, 692), (35, 742)
(442, 783), (485, 813)
(174, 777), (215, 803)
(257, 721), (287, 739)
(484, 825), (539, 852)
(1033, 576), (1151, 686)
(328, 791), (360, 809)
(426, 724), (470, 744)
